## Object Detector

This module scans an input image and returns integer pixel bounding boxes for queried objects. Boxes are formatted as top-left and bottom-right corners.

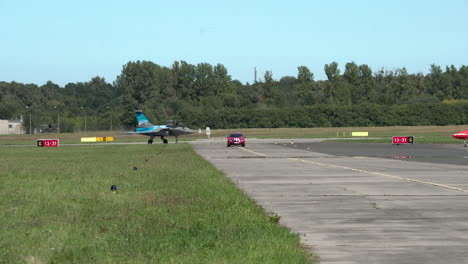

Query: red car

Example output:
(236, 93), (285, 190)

(227, 133), (246, 147)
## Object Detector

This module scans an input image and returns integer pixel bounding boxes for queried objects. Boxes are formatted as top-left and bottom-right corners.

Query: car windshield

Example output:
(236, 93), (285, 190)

(229, 134), (243, 137)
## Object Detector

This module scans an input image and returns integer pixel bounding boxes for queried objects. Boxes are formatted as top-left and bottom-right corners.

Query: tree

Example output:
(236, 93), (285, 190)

(394, 68), (418, 103)
(297, 66), (314, 83)
(194, 63), (214, 98)
(294, 66), (316, 105)
(358, 64), (377, 103)
(428, 64), (452, 99)
(343, 62), (359, 86)
(172, 61), (196, 100)
(323, 62), (350, 105)
(257, 71), (276, 104)
(213, 64), (232, 96)
(343, 62), (360, 104)
(115, 61), (163, 106)
(455, 66), (468, 99)
(324, 62), (340, 81)
(115, 61), (171, 126)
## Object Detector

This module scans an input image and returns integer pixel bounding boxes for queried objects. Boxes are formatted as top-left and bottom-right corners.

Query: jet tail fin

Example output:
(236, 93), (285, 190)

(135, 110), (154, 128)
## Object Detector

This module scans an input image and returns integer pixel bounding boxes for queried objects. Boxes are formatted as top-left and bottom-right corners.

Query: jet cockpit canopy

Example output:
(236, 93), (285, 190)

(166, 120), (187, 128)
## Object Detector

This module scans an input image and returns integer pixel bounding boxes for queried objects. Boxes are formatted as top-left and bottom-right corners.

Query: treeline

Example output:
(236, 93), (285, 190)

(189, 103), (468, 128)
(1, 60), (468, 132)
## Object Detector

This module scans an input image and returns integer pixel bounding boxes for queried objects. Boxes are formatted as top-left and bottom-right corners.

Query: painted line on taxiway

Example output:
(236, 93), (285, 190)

(240, 146), (468, 193)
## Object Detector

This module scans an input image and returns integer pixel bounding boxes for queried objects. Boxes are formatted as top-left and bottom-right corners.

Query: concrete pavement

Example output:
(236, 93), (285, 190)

(191, 140), (468, 264)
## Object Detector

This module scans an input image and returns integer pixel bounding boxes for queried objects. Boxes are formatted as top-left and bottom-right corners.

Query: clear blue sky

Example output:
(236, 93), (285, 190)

(1, 0), (467, 86)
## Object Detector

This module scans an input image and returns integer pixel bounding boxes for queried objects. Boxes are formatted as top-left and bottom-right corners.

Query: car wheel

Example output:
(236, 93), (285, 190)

(242, 144), (245, 147)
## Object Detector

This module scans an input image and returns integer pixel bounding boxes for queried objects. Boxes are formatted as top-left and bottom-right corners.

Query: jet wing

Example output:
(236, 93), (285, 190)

(120, 126), (171, 135)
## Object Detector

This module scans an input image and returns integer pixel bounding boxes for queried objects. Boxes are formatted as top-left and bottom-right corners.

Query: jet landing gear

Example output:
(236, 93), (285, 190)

(148, 136), (171, 144)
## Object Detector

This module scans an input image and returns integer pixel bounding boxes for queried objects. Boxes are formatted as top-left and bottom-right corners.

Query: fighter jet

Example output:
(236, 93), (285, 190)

(452, 130), (468, 147)
(121, 110), (193, 144)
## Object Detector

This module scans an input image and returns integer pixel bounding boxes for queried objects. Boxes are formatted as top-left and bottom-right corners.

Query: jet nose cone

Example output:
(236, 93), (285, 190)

(453, 130), (468, 139)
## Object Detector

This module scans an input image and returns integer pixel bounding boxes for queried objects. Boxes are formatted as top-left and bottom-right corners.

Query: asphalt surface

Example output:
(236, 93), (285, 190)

(192, 139), (468, 264)
(286, 141), (468, 167)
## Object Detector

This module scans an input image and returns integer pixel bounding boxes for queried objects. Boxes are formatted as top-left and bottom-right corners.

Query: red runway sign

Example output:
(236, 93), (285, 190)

(392, 136), (414, 145)
(37, 139), (59, 147)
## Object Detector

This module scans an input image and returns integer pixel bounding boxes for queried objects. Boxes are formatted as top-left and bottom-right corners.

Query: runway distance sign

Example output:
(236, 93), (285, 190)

(37, 139), (59, 147)
(392, 136), (414, 145)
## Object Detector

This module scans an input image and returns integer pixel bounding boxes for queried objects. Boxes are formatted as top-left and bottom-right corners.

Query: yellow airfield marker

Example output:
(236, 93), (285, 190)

(81, 137), (114, 143)
(351, 131), (369, 137)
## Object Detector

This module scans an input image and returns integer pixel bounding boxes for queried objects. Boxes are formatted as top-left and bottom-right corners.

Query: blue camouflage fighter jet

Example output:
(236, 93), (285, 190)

(121, 110), (193, 144)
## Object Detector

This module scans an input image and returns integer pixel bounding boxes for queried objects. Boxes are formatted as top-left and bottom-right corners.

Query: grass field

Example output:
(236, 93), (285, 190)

(0, 144), (314, 263)
(1, 124), (467, 145)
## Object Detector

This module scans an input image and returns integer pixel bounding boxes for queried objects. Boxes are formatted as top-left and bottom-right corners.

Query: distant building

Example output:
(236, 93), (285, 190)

(0, 117), (25, 135)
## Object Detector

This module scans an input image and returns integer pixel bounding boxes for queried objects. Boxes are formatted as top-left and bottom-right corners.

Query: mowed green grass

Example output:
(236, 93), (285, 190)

(0, 144), (314, 263)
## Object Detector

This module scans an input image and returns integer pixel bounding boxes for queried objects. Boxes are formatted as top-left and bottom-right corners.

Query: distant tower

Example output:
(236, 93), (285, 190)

(254, 67), (257, 83)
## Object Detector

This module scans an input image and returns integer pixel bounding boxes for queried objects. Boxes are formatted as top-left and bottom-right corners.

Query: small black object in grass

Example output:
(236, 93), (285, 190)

(111, 185), (117, 191)
(133, 166), (138, 171)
